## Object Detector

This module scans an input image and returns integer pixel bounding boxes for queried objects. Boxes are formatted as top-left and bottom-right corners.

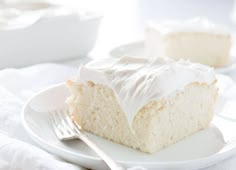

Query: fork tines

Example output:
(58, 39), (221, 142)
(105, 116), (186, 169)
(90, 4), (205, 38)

(50, 109), (79, 140)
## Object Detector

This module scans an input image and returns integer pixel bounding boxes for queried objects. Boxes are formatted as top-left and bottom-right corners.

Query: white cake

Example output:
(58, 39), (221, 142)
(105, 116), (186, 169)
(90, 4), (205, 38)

(145, 18), (232, 67)
(66, 56), (218, 153)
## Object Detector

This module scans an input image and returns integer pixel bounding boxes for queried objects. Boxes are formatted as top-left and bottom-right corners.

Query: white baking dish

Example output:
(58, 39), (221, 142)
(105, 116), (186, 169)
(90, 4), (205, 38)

(0, 2), (102, 68)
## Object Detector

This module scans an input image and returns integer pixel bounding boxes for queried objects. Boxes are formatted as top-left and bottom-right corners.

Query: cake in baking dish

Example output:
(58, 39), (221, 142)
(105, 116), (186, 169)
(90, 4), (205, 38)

(145, 18), (232, 67)
(66, 56), (218, 153)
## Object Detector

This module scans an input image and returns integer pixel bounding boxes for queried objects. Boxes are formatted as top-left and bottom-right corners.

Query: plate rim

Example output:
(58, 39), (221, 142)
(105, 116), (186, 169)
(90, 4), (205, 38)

(21, 83), (103, 162)
(21, 83), (236, 168)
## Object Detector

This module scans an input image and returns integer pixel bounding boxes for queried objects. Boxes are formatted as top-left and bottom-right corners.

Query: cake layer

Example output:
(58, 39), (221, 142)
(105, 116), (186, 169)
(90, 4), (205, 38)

(78, 56), (216, 124)
(145, 18), (232, 67)
(66, 80), (218, 153)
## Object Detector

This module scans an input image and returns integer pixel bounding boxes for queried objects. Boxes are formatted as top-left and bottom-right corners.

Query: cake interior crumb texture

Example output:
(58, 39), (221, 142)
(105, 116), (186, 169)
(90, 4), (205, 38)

(146, 28), (232, 67)
(66, 80), (218, 153)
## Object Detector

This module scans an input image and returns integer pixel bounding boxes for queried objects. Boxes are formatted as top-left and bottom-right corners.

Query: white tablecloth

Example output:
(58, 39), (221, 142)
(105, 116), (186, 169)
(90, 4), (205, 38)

(0, 62), (236, 170)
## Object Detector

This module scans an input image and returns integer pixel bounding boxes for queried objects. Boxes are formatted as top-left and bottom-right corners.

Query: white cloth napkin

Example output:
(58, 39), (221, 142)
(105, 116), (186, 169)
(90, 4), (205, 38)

(0, 62), (235, 170)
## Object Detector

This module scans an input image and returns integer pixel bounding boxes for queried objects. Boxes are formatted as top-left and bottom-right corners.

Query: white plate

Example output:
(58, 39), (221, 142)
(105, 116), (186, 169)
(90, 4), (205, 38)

(109, 41), (236, 74)
(22, 77), (236, 170)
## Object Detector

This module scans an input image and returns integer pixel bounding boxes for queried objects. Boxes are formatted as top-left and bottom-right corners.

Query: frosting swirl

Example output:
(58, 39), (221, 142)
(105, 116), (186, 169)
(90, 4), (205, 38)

(147, 17), (231, 35)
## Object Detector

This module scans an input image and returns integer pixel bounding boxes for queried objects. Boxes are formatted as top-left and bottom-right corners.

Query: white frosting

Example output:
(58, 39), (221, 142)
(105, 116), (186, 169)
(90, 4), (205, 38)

(148, 17), (230, 35)
(0, 2), (95, 30)
(78, 56), (216, 125)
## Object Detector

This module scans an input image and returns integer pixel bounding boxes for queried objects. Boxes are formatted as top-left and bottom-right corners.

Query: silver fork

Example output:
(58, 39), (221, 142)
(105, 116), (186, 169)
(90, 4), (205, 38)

(50, 109), (126, 170)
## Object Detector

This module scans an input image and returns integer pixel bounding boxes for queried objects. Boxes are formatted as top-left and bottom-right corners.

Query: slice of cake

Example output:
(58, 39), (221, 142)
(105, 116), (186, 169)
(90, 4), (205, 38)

(66, 56), (218, 153)
(145, 18), (232, 67)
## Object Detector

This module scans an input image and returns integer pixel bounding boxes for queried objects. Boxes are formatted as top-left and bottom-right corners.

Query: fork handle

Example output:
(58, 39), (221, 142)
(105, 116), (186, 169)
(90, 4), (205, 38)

(76, 133), (126, 170)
